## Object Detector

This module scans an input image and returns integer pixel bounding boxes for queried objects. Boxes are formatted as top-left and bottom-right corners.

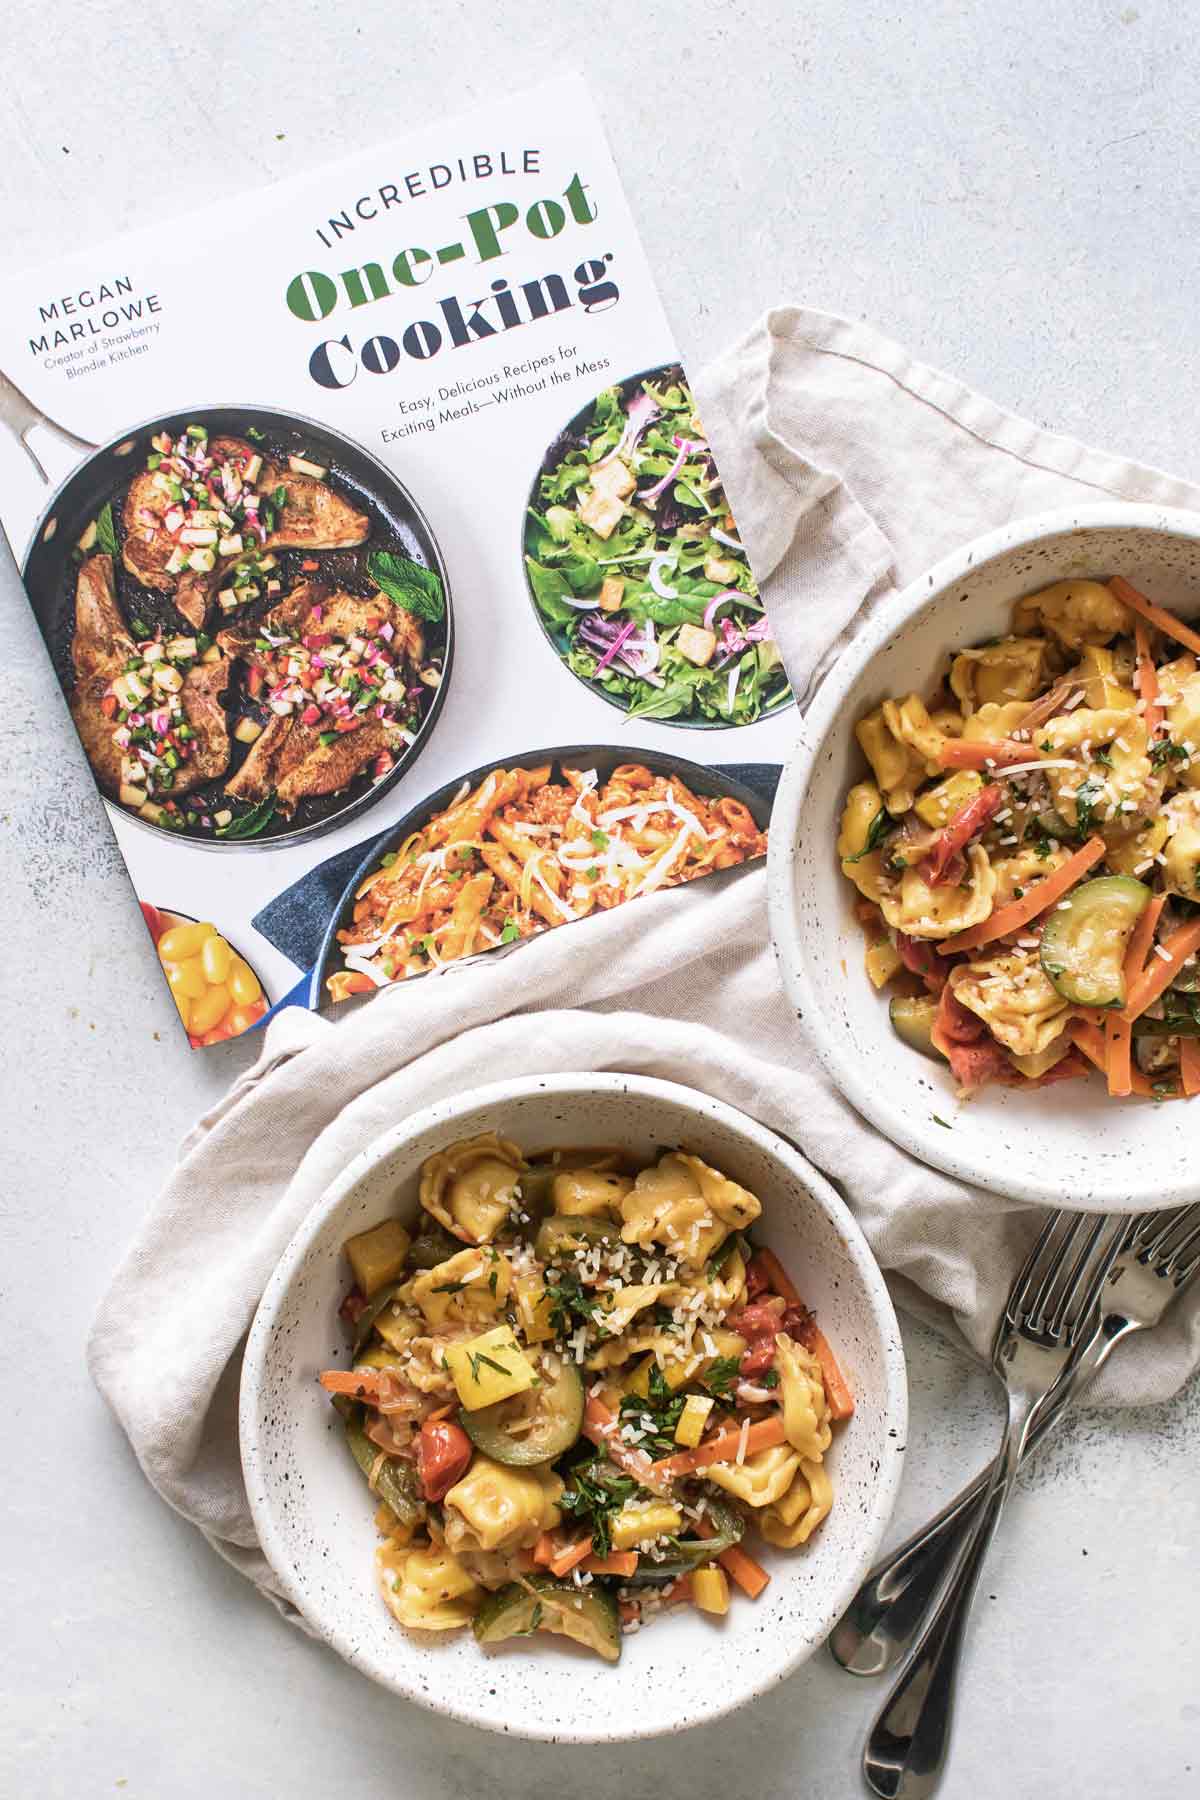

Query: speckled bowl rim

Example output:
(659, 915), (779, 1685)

(768, 501), (1200, 1211)
(239, 1072), (907, 1741)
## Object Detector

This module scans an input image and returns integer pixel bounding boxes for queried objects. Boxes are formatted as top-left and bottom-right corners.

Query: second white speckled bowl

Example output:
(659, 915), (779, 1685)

(769, 503), (1200, 1212)
(240, 1073), (906, 1741)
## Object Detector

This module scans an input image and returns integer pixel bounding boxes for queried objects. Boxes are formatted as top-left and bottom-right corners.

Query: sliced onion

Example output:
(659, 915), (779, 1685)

(710, 526), (743, 551)
(648, 552), (679, 598)
(595, 617), (639, 674)
(703, 590), (742, 630)
(726, 666), (741, 714)
(561, 594), (601, 610)
(639, 438), (697, 504)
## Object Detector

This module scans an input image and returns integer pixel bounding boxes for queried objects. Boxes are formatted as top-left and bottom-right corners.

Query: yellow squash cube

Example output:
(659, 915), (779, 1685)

(674, 1394), (715, 1449)
(913, 771), (982, 829)
(444, 1325), (537, 1411)
(609, 1499), (683, 1551)
(513, 1274), (556, 1345)
(344, 1219), (411, 1298)
(691, 1567), (730, 1615)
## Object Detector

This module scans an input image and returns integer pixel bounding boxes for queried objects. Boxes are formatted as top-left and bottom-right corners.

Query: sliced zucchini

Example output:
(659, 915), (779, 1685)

(624, 1499), (744, 1585)
(535, 1213), (622, 1260)
(407, 1219), (464, 1269)
(473, 1575), (621, 1662)
(1039, 875), (1151, 1007)
(331, 1396), (422, 1526)
(889, 995), (943, 1061)
(459, 1357), (584, 1465)
(351, 1279), (405, 1356)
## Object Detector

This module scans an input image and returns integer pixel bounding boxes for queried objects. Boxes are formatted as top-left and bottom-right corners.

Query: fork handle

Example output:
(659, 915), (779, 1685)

(829, 1314), (1132, 1677)
(862, 1386), (1038, 1800)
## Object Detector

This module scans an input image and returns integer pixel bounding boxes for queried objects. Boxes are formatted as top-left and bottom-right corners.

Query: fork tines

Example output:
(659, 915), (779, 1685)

(1132, 1203), (1200, 1282)
(1007, 1210), (1128, 1345)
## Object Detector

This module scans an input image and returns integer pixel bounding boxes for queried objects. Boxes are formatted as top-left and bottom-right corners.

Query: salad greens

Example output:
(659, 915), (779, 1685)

(524, 369), (792, 727)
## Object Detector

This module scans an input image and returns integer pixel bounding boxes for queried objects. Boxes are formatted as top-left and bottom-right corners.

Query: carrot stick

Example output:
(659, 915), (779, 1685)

(937, 737), (1040, 771)
(938, 836), (1107, 954)
(1124, 893), (1167, 992)
(318, 1369), (387, 1401)
(1105, 1015), (1133, 1098)
(794, 1322), (855, 1421)
(531, 1532), (557, 1568)
(754, 1247), (802, 1306)
(1110, 576), (1200, 659)
(1121, 918), (1200, 1022)
(1134, 619), (1164, 737)
(696, 1516), (771, 1599)
(651, 1415), (788, 1481)
(716, 1543), (770, 1599)
(582, 1551), (639, 1577)
(548, 1537), (593, 1578)
(1072, 1019), (1180, 1099)
(1181, 1039), (1200, 1098)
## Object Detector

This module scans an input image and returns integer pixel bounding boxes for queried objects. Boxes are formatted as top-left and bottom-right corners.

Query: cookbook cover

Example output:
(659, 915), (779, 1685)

(0, 74), (794, 1048)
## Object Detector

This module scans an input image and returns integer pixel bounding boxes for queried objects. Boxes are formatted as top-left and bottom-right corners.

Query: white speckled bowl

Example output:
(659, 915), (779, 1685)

(240, 1073), (906, 1741)
(769, 503), (1200, 1212)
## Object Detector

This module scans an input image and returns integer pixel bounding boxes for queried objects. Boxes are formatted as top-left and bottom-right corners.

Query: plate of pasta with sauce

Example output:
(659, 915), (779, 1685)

(770, 504), (1200, 1211)
(311, 745), (771, 1007)
(240, 1074), (906, 1740)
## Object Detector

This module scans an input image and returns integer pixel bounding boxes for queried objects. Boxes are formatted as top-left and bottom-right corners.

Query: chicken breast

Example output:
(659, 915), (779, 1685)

(218, 581), (422, 814)
(121, 434), (370, 626)
(67, 553), (230, 800)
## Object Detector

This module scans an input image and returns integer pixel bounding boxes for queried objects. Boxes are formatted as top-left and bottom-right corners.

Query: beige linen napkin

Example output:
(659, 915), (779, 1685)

(89, 307), (1200, 1604)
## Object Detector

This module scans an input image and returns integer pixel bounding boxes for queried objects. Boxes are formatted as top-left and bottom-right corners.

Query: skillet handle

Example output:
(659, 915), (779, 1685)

(0, 366), (96, 483)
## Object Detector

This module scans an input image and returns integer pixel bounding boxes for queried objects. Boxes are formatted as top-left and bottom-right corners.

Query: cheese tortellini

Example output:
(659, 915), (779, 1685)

(949, 947), (1072, 1058)
(377, 1542), (482, 1630)
(949, 636), (1055, 712)
(619, 1151), (761, 1268)
(1162, 792), (1200, 897)
(405, 1246), (512, 1327)
(551, 1169), (632, 1216)
(419, 1132), (525, 1244)
(856, 697), (945, 814)
(704, 1441), (801, 1508)
(759, 1459), (833, 1548)
(1012, 580), (1131, 648)
(775, 1334), (833, 1462)
(442, 1455), (563, 1555)
(878, 843), (997, 941)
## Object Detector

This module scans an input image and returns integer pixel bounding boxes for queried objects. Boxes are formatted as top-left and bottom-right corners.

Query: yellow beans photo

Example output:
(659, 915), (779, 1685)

(228, 957), (262, 1005)
(200, 934), (233, 985)
(166, 958), (209, 1001)
(148, 910), (269, 1046)
(189, 984), (232, 1035)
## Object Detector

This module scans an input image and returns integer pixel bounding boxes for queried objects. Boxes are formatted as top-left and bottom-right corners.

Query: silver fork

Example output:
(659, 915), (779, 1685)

(832, 1205), (1200, 1679)
(861, 1210), (1127, 1800)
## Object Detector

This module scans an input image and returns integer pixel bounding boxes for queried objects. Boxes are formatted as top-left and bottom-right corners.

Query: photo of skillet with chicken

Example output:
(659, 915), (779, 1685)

(23, 405), (453, 847)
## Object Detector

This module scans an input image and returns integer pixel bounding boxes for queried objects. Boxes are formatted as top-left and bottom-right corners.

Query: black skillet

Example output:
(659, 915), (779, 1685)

(308, 741), (773, 1008)
(22, 402), (454, 850)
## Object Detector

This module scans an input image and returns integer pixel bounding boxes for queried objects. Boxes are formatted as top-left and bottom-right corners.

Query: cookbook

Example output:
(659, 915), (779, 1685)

(0, 75), (793, 1048)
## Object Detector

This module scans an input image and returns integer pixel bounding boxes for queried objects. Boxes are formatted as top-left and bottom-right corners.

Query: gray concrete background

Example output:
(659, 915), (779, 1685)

(2, 2), (1198, 1795)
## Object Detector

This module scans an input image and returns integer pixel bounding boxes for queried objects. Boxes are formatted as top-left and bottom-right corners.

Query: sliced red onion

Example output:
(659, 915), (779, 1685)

(710, 526), (743, 551)
(703, 590), (742, 631)
(638, 438), (696, 504)
(595, 618), (639, 673)
(598, 386), (660, 467)
(562, 594), (601, 610)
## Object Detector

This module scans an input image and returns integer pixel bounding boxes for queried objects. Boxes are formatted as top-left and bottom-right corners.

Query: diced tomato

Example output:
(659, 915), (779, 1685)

(739, 1339), (776, 1376)
(933, 981), (984, 1047)
(373, 753), (393, 779)
(416, 1418), (473, 1502)
(366, 616), (383, 633)
(246, 667), (264, 698)
(727, 1299), (784, 1340)
(334, 716), (361, 733)
(301, 703), (322, 726)
(100, 693), (119, 718)
(744, 1256), (771, 1301)
(896, 932), (952, 992)
(944, 1036), (1011, 1093)
(301, 558), (320, 572)
(923, 785), (1004, 885)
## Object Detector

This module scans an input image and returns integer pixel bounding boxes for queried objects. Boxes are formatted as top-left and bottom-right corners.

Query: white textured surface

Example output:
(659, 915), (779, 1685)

(2, 1), (1198, 1794)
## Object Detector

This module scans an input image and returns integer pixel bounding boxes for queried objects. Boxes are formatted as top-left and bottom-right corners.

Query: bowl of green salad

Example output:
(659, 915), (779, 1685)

(522, 365), (793, 729)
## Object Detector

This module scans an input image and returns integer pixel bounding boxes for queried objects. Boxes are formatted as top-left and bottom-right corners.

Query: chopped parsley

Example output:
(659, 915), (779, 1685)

(1150, 737), (1188, 768)
(1074, 778), (1103, 840)
(431, 1279), (469, 1294)
(500, 919), (521, 945)
(616, 1363), (686, 1458)
(543, 1267), (601, 1337)
(558, 1445), (636, 1556)
(760, 1368), (780, 1389)
(591, 828), (609, 849)
(702, 1356), (743, 1398)
(467, 1350), (510, 1382)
